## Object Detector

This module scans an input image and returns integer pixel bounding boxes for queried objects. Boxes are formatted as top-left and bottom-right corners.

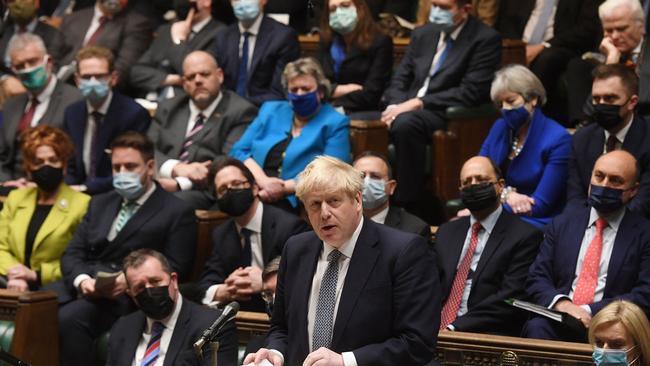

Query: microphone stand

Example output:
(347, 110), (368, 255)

(193, 314), (236, 366)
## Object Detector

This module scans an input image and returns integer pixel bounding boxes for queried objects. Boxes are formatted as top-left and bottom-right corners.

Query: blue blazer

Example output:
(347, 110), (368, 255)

(479, 109), (572, 227)
(230, 101), (350, 205)
(526, 205), (650, 315)
(63, 92), (151, 194)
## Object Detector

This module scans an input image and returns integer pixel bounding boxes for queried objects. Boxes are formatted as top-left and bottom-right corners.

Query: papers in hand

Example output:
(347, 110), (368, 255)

(242, 360), (273, 366)
(95, 271), (122, 290)
(506, 298), (585, 334)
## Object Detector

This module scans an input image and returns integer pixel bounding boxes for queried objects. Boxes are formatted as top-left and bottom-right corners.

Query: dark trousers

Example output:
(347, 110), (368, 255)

(390, 109), (446, 208)
(521, 316), (587, 343)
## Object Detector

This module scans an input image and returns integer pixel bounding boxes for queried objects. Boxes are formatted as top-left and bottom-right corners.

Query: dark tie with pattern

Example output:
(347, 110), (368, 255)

(240, 228), (253, 268)
(89, 111), (103, 178)
(236, 32), (251, 96)
(606, 135), (618, 153)
(139, 321), (164, 366)
(312, 249), (342, 351)
(178, 113), (206, 161)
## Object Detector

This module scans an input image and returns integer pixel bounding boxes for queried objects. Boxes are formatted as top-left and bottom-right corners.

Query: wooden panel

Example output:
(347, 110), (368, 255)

(0, 290), (59, 366)
(236, 311), (270, 346)
(299, 35), (410, 67)
(193, 210), (230, 281)
(349, 119), (389, 159)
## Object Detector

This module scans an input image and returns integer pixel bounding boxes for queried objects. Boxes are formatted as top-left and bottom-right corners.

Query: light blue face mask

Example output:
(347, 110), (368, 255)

(329, 6), (358, 34)
(113, 171), (146, 201)
(233, 0), (260, 22)
(429, 5), (455, 32)
(79, 78), (110, 105)
(592, 346), (637, 366)
(362, 176), (388, 210)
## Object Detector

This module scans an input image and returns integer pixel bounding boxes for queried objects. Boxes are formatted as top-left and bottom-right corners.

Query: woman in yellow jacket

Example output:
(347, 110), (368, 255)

(0, 126), (90, 291)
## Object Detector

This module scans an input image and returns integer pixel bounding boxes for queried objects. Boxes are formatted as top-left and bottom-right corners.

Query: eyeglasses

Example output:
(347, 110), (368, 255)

(459, 180), (497, 190)
(215, 180), (250, 197)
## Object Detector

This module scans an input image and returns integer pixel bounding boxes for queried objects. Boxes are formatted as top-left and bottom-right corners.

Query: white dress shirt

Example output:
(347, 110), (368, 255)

(202, 202), (265, 305)
(159, 92), (222, 190)
(369, 205), (390, 224)
(238, 15), (264, 71)
(416, 20), (466, 98)
(522, 0), (557, 44)
(27, 75), (58, 127)
(603, 113), (634, 153)
(132, 295), (184, 366)
(83, 92), (113, 175)
(72, 183), (157, 289)
(549, 207), (625, 314)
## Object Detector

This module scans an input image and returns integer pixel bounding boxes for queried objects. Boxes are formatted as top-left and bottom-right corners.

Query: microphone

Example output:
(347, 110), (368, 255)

(193, 301), (240, 352)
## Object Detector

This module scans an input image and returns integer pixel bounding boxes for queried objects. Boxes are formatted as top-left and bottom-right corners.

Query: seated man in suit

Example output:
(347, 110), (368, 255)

(64, 46), (151, 195)
(244, 156), (440, 366)
(352, 151), (430, 239)
(566, 0), (650, 123)
(59, 0), (154, 89)
(568, 64), (650, 218)
(56, 131), (196, 365)
(381, 0), (501, 219)
(147, 50), (258, 209)
(435, 156), (542, 335)
(212, 0), (300, 106)
(107, 249), (238, 366)
(198, 158), (308, 311)
(129, 0), (224, 99)
(0, 33), (81, 185)
(524, 150), (650, 342)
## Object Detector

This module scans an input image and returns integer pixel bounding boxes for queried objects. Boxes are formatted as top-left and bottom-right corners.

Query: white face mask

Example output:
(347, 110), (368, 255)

(362, 176), (388, 210)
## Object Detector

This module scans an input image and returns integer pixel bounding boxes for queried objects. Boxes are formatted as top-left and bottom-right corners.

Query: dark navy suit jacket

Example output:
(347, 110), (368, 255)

(212, 16), (300, 106)
(266, 219), (440, 366)
(567, 114), (650, 218)
(63, 92), (151, 194)
(527, 205), (650, 315)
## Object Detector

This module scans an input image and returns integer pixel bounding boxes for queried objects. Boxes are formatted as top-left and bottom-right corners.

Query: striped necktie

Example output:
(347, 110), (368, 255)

(115, 201), (138, 233)
(140, 321), (164, 366)
(178, 113), (206, 161)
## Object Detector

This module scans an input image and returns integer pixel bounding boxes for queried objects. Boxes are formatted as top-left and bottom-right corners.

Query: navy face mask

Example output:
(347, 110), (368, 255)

(288, 90), (320, 118)
(588, 184), (627, 214)
(501, 105), (531, 132)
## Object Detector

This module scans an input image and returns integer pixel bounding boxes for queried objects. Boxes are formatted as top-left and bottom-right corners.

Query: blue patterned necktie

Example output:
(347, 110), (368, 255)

(236, 32), (251, 96)
(140, 321), (164, 366)
(312, 249), (342, 351)
(431, 34), (453, 77)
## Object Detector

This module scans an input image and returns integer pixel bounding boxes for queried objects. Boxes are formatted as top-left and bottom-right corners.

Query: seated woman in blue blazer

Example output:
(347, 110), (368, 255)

(0, 126), (90, 291)
(478, 64), (572, 228)
(317, 0), (393, 113)
(230, 57), (350, 211)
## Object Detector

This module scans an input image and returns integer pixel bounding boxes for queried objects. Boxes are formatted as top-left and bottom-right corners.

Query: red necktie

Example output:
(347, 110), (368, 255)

(17, 98), (39, 134)
(440, 222), (482, 329)
(573, 218), (607, 305)
(85, 16), (107, 46)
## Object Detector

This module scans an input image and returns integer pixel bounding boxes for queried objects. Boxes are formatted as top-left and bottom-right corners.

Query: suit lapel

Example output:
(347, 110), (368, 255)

(585, 128), (605, 184)
(33, 188), (71, 252)
(622, 116), (644, 155)
(113, 187), (163, 243)
(260, 205), (277, 264)
(604, 211), (635, 292)
(444, 218), (470, 293)
(294, 235), (321, 356)
(331, 221), (380, 348)
(419, 31), (440, 84)
(431, 18), (474, 81)
(163, 302), (191, 366)
(170, 102), (192, 158)
(12, 190), (37, 261)
(41, 81), (62, 125)
(122, 312), (147, 366)
(6, 94), (29, 137)
(248, 18), (271, 79)
(383, 207), (400, 228)
(564, 209), (592, 281)
(472, 213), (507, 283)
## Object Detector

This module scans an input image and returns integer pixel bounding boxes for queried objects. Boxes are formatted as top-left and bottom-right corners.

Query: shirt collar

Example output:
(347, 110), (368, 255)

(589, 206), (625, 232)
(369, 205), (390, 224)
(604, 113), (634, 145)
(442, 18), (467, 42)
(145, 294), (183, 332)
(469, 204), (502, 236)
(631, 38), (643, 63)
(323, 216), (364, 260)
(86, 90), (113, 115)
(34, 75), (57, 102)
(192, 16), (212, 33)
(189, 91), (222, 118)
(125, 181), (157, 206)
(14, 18), (38, 33)
(238, 14), (263, 36)
(238, 200), (263, 234)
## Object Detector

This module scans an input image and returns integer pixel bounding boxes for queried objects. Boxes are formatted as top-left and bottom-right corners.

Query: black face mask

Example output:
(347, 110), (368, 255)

(135, 286), (175, 320)
(31, 165), (63, 192)
(591, 103), (624, 131)
(460, 182), (499, 212)
(588, 184), (627, 214)
(216, 188), (255, 216)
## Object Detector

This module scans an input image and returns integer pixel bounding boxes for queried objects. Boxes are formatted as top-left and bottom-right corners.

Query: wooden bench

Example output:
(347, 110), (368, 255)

(193, 210), (230, 281)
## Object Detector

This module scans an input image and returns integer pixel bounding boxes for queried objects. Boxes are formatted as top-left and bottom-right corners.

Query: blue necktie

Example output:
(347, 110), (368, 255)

(236, 32), (251, 97)
(330, 36), (346, 78)
(431, 35), (454, 77)
(140, 321), (164, 366)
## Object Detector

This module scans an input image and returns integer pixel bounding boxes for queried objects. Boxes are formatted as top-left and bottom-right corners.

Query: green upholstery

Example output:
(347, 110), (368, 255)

(445, 103), (498, 119)
(95, 332), (110, 366)
(0, 320), (13, 352)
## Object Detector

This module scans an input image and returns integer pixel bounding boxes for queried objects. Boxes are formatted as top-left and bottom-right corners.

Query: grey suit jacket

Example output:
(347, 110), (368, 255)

(59, 7), (153, 86)
(130, 19), (224, 95)
(0, 79), (81, 181)
(148, 90), (258, 170)
(0, 20), (66, 68)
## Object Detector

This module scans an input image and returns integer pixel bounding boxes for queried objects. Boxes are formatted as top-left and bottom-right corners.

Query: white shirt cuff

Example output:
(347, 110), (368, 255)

(160, 159), (180, 179)
(175, 176), (193, 191)
(580, 305), (592, 315)
(342, 352), (357, 366)
(269, 349), (284, 365)
(202, 284), (221, 306)
(73, 274), (92, 290)
(446, 324), (455, 331)
(549, 294), (571, 309)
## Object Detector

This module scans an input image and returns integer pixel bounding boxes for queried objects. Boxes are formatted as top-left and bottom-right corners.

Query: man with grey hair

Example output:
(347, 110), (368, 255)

(244, 156), (440, 366)
(0, 33), (81, 185)
(147, 50), (257, 208)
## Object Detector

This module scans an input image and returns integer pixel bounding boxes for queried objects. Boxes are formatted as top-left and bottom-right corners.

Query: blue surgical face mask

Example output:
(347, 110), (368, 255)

(429, 5), (455, 32)
(113, 171), (146, 200)
(288, 90), (320, 118)
(17, 57), (49, 91)
(588, 184), (627, 214)
(329, 6), (358, 34)
(362, 176), (388, 210)
(592, 346), (637, 366)
(79, 78), (110, 105)
(501, 105), (531, 131)
(232, 0), (260, 22)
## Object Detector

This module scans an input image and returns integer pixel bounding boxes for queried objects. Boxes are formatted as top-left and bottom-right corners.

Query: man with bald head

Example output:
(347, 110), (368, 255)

(147, 50), (257, 208)
(434, 156), (542, 335)
(524, 150), (650, 342)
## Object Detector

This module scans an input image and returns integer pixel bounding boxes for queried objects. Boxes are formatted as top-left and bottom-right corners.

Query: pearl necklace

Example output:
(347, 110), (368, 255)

(511, 136), (523, 157)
